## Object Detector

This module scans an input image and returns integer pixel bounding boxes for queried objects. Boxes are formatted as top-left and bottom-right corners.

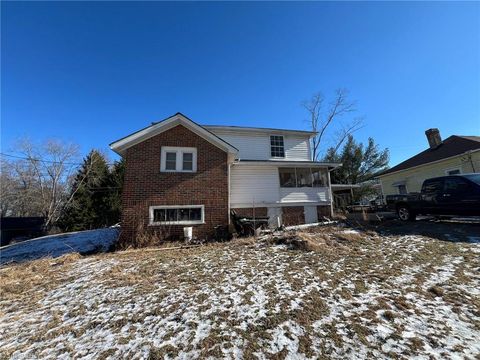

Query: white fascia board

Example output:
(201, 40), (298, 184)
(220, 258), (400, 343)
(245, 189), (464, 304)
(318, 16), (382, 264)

(231, 201), (330, 208)
(110, 114), (239, 156)
(376, 149), (480, 179)
(232, 161), (341, 169)
(203, 125), (317, 138)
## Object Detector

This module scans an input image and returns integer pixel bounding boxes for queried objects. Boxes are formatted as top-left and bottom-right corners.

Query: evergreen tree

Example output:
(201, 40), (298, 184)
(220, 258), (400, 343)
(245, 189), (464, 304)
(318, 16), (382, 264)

(58, 150), (110, 231)
(103, 158), (125, 226)
(324, 135), (389, 184)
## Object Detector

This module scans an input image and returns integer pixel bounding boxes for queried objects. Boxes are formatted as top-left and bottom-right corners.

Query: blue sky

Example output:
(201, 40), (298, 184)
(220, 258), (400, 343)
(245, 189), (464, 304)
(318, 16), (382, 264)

(2, 1), (479, 165)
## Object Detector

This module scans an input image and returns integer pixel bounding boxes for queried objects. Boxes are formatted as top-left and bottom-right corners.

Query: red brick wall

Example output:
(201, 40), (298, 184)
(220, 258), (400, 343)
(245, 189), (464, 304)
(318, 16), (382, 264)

(282, 206), (305, 226)
(120, 125), (229, 243)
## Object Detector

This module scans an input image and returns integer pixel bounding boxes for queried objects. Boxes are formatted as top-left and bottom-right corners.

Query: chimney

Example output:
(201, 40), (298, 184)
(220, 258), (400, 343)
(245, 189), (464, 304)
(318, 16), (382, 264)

(425, 128), (442, 149)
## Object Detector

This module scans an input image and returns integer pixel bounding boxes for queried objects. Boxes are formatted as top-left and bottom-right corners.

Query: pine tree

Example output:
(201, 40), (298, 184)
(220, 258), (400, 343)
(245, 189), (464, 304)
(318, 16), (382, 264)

(103, 158), (125, 226)
(58, 150), (110, 231)
(324, 135), (389, 184)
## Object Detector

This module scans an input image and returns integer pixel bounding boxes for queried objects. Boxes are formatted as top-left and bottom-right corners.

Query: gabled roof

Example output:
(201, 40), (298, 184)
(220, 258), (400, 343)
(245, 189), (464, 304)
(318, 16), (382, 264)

(110, 113), (239, 156)
(203, 125), (317, 138)
(378, 135), (480, 177)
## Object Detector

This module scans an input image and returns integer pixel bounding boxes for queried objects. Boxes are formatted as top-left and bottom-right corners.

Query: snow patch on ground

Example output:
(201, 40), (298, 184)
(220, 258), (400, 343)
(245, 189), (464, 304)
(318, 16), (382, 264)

(0, 228), (119, 265)
(0, 227), (479, 359)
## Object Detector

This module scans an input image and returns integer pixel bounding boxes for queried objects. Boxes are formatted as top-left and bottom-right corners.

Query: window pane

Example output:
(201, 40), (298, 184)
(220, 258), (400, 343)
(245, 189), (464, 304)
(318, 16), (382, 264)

(279, 168), (296, 187)
(183, 153), (193, 171)
(190, 208), (201, 221)
(270, 135), (285, 157)
(423, 180), (443, 193)
(447, 169), (460, 175)
(444, 178), (470, 194)
(296, 168), (312, 187)
(165, 152), (176, 170)
(166, 209), (177, 221)
(312, 169), (327, 187)
(153, 209), (166, 222)
(178, 208), (190, 221)
(398, 185), (407, 195)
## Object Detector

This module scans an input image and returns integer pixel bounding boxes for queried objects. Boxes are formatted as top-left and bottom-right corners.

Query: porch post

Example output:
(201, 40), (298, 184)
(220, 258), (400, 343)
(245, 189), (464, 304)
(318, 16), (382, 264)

(327, 170), (334, 217)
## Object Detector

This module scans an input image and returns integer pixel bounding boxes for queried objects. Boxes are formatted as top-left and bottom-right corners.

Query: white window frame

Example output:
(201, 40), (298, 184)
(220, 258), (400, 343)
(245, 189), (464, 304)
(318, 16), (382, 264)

(160, 146), (197, 173)
(270, 135), (285, 158)
(278, 167), (328, 188)
(149, 205), (205, 225)
(445, 167), (461, 175)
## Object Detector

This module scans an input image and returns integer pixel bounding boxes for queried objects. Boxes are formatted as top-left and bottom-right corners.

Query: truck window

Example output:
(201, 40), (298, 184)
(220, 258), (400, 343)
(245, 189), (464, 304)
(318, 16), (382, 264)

(444, 178), (471, 194)
(422, 179), (443, 193)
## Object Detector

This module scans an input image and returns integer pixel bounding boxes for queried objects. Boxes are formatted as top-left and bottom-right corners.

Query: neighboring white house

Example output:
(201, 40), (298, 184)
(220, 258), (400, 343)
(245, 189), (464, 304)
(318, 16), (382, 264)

(377, 128), (480, 196)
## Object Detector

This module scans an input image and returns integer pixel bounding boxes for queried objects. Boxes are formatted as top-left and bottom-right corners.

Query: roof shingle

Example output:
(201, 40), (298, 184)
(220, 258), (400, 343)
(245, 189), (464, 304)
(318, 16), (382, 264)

(378, 135), (480, 176)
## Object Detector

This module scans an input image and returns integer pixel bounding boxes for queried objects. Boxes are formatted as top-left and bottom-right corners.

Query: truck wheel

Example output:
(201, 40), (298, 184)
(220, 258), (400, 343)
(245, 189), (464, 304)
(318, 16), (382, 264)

(397, 206), (416, 221)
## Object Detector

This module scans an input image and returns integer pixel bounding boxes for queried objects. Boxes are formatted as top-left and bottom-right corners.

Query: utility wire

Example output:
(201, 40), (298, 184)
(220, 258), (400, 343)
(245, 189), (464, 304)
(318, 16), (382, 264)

(0, 152), (118, 166)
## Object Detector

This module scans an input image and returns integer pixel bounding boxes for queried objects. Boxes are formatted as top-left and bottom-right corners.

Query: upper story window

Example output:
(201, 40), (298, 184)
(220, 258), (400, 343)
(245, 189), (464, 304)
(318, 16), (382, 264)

(161, 147), (197, 172)
(270, 135), (285, 158)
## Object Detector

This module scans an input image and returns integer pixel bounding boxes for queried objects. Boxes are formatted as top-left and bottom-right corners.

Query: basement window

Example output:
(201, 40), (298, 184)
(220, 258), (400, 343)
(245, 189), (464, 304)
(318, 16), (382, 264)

(270, 135), (285, 158)
(149, 205), (204, 225)
(161, 147), (197, 172)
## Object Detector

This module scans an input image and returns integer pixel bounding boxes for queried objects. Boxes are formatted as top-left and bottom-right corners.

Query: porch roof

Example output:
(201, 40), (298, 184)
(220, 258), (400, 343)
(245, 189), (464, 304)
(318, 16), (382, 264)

(232, 159), (341, 170)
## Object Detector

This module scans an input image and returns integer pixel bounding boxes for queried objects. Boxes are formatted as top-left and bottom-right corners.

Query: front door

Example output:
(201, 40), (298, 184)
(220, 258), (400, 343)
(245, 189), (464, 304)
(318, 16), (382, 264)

(304, 205), (318, 224)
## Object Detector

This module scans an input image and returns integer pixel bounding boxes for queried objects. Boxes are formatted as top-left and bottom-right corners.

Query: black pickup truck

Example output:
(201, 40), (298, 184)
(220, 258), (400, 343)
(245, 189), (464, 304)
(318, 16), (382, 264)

(386, 174), (480, 221)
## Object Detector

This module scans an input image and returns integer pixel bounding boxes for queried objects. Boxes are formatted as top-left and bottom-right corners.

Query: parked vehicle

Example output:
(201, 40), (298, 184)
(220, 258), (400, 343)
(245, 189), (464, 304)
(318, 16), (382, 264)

(385, 174), (480, 221)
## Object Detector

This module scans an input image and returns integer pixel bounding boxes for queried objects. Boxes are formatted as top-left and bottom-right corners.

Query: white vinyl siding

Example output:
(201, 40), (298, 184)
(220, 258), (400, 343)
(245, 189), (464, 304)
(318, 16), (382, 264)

(230, 165), (280, 206)
(208, 130), (311, 161)
(280, 187), (330, 203)
(230, 165), (330, 207)
(284, 136), (311, 161)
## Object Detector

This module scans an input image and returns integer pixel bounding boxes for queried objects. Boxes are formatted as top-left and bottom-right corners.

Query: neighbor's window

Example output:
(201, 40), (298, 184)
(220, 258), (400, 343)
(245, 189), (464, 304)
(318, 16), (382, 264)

(161, 147), (197, 172)
(446, 168), (461, 175)
(279, 167), (328, 188)
(150, 205), (204, 225)
(270, 135), (285, 158)
(398, 184), (407, 195)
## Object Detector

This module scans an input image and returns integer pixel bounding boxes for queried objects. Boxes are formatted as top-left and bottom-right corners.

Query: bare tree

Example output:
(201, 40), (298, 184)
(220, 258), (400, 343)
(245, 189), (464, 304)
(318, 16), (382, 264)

(331, 117), (364, 156)
(4, 138), (81, 227)
(302, 89), (360, 161)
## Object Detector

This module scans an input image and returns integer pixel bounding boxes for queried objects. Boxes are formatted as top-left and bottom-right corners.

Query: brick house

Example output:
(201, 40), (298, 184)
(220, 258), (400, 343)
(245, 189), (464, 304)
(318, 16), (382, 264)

(110, 113), (340, 241)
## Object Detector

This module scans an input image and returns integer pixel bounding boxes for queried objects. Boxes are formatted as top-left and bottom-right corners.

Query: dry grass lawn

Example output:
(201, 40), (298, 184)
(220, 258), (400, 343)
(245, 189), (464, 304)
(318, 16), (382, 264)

(0, 225), (479, 359)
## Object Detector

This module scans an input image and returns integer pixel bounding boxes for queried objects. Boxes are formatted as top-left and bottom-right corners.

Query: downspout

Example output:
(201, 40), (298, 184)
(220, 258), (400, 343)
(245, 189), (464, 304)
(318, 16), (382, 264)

(228, 162), (231, 225)
(228, 157), (241, 225)
(467, 151), (476, 172)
